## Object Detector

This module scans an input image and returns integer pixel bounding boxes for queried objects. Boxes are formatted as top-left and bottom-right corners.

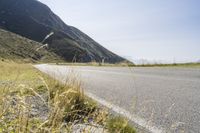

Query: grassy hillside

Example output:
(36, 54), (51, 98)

(0, 28), (63, 63)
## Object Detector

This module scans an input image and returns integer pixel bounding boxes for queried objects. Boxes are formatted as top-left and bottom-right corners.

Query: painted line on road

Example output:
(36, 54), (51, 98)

(86, 92), (164, 133)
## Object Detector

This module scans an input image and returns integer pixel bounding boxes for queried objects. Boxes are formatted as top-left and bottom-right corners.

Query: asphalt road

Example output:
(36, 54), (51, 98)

(35, 64), (200, 133)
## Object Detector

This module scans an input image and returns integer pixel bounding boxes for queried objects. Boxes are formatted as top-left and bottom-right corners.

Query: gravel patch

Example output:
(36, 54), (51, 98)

(71, 124), (107, 133)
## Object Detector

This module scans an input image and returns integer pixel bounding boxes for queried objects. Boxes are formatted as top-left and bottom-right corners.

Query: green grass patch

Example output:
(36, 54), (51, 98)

(106, 116), (136, 133)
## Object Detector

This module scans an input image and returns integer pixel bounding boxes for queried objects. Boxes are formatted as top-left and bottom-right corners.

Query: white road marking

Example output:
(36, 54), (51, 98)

(85, 92), (164, 133)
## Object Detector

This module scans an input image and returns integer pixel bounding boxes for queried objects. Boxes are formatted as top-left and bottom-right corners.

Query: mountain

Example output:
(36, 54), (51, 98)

(0, 0), (126, 63)
(0, 28), (63, 62)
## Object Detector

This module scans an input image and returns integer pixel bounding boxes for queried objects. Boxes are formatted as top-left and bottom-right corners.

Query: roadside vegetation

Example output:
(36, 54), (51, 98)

(0, 60), (136, 133)
(106, 117), (136, 133)
(133, 62), (200, 68)
(53, 61), (134, 67)
(52, 61), (200, 68)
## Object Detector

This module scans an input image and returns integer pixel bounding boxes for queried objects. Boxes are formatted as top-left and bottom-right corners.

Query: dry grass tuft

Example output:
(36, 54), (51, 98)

(106, 117), (136, 133)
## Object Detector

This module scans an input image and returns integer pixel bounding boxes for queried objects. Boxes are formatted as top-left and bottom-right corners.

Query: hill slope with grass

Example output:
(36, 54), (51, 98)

(0, 0), (126, 63)
(0, 28), (63, 62)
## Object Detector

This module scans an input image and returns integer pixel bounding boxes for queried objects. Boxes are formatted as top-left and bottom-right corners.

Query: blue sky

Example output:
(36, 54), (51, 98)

(39, 0), (200, 63)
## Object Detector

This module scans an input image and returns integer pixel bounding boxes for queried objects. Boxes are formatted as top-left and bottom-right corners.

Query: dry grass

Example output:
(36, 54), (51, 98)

(0, 61), (102, 132)
(0, 60), (136, 132)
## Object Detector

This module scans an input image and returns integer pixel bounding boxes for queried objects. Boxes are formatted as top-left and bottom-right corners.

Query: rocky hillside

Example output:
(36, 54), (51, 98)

(0, 0), (126, 63)
(0, 28), (63, 62)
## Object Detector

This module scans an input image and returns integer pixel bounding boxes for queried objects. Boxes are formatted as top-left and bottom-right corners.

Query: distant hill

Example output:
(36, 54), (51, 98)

(0, 0), (126, 63)
(0, 28), (63, 62)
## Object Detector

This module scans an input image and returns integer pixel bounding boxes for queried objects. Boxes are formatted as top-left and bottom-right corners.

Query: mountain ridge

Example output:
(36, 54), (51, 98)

(0, 0), (126, 63)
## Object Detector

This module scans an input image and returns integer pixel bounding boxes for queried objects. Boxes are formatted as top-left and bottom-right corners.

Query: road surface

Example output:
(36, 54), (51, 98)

(35, 64), (200, 133)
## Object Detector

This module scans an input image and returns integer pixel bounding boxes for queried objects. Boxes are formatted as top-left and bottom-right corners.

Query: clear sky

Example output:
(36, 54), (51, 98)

(38, 0), (200, 63)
